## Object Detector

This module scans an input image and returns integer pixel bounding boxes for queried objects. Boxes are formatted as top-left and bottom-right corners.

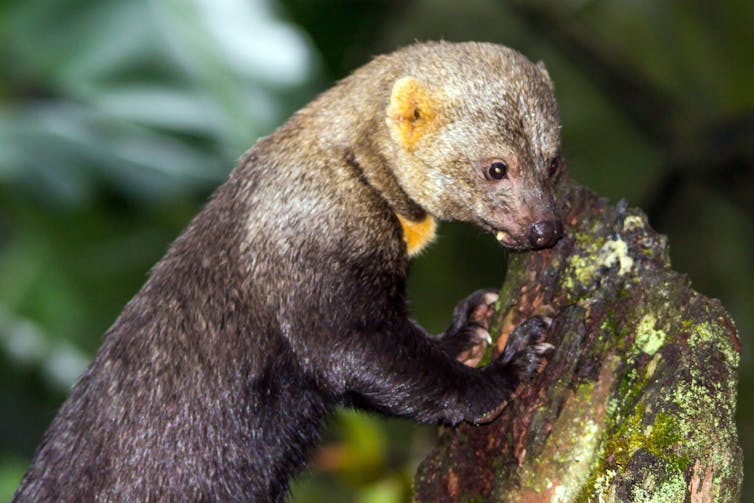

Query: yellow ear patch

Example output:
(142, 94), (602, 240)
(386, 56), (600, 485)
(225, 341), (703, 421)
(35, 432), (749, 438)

(386, 77), (442, 151)
(395, 212), (437, 256)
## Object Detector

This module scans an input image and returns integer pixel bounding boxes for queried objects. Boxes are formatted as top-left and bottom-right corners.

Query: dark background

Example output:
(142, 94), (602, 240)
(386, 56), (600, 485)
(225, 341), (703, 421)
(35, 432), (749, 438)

(0, 0), (751, 501)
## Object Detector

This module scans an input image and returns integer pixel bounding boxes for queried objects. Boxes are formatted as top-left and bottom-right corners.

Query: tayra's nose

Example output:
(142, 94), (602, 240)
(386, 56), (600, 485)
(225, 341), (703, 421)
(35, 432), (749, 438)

(527, 220), (563, 249)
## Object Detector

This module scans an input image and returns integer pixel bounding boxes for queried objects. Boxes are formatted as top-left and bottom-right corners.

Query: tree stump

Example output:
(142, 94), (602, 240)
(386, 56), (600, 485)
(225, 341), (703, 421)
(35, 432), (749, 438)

(414, 179), (743, 502)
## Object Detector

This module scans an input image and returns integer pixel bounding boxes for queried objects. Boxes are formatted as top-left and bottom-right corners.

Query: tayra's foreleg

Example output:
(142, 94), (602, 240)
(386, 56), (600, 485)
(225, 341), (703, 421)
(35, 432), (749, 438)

(340, 298), (552, 425)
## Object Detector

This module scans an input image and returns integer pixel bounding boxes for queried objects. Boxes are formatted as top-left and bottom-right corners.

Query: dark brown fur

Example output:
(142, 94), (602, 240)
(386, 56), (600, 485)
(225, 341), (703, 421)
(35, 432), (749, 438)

(13, 41), (562, 502)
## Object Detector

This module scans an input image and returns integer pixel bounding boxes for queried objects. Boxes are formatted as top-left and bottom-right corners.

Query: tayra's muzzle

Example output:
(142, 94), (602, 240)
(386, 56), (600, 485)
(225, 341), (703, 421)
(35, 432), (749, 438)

(526, 219), (563, 249)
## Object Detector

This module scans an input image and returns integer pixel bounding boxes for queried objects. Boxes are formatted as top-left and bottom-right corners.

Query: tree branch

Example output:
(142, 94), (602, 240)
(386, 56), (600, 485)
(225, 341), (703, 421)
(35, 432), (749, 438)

(414, 178), (743, 501)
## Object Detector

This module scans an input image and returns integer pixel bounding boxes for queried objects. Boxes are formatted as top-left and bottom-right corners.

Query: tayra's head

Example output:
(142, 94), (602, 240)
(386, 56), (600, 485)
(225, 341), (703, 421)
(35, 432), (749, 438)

(384, 42), (564, 251)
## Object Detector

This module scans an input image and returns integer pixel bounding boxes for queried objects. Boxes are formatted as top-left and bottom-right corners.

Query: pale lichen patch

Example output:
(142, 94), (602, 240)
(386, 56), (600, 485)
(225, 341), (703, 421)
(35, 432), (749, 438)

(629, 470), (687, 502)
(623, 214), (645, 232)
(689, 321), (740, 369)
(634, 314), (666, 356)
(599, 239), (634, 277)
(560, 232), (635, 298)
(590, 468), (617, 502)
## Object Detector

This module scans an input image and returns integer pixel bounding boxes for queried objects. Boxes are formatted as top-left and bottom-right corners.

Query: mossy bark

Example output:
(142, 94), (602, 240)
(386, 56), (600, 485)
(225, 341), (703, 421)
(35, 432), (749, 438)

(414, 179), (743, 502)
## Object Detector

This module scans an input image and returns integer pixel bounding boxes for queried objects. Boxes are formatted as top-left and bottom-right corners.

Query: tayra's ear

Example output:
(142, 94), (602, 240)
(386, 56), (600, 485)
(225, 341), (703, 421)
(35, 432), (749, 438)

(386, 76), (441, 151)
(536, 61), (554, 91)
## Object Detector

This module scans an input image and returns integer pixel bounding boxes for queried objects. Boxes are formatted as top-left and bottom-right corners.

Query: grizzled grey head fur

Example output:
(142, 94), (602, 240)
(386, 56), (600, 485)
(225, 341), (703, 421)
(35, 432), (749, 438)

(353, 41), (565, 250)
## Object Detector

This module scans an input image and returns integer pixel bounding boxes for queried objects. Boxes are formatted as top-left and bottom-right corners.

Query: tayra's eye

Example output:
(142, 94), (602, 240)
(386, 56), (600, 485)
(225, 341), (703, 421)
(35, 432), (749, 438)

(487, 161), (508, 180)
(547, 157), (560, 177)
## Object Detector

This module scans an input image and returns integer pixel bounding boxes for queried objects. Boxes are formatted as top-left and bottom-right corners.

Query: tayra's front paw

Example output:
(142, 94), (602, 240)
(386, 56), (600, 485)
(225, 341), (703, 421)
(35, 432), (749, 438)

(469, 316), (554, 424)
(499, 316), (554, 380)
(441, 289), (499, 366)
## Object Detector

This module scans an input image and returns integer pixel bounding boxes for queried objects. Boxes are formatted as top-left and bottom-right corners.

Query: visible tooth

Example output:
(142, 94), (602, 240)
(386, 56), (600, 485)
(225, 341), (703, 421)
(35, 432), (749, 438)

(496, 231), (508, 242)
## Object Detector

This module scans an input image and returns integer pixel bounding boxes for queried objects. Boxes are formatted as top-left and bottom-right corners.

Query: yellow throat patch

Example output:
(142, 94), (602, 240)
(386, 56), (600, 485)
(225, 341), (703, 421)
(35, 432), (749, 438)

(396, 213), (437, 256)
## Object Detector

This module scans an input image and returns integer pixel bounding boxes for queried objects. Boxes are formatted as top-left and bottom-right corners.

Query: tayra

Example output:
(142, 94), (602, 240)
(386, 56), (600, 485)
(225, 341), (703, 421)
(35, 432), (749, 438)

(14, 41), (564, 502)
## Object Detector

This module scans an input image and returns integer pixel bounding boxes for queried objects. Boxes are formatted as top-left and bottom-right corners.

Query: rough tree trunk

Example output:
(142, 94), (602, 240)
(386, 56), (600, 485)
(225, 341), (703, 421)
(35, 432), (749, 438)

(415, 179), (743, 502)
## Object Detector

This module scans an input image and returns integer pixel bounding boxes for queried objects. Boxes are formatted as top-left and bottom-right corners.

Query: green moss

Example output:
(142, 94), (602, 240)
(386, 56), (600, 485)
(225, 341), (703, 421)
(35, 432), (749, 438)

(579, 332), (740, 501)
(573, 253), (599, 284)
(576, 353), (699, 503)
(559, 223), (607, 295)
(597, 308), (629, 355)
(648, 413), (691, 470)
(617, 368), (641, 408)
(604, 404), (640, 467)
(576, 407), (691, 501)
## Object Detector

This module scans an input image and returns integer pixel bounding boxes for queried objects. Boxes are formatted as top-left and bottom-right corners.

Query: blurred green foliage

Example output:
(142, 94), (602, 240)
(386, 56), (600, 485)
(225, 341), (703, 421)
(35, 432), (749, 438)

(1, 0), (752, 502)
